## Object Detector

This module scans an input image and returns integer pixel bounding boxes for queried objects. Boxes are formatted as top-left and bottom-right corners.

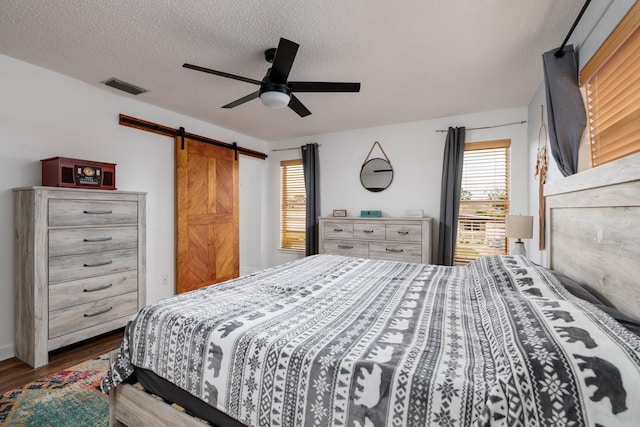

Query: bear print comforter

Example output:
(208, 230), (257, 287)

(102, 254), (640, 426)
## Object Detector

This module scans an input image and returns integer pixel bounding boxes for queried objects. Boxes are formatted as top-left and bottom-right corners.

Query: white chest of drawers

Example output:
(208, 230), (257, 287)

(14, 186), (146, 367)
(319, 216), (432, 263)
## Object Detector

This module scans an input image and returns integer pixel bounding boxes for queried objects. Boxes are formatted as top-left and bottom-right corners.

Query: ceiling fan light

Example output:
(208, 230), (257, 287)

(259, 90), (291, 108)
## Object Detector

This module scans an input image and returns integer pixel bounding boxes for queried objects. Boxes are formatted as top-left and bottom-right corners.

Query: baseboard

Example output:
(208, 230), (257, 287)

(0, 342), (15, 362)
(240, 266), (259, 277)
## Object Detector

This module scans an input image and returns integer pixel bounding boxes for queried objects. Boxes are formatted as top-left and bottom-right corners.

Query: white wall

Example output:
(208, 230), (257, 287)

(526, 0), (635, 266)
(0, 54), (268, 360)
(266, 107), (528, 267)
(240, 155), (268, 275)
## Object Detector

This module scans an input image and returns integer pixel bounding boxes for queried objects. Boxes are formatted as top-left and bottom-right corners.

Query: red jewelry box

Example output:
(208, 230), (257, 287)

(41, 157), (117, 190)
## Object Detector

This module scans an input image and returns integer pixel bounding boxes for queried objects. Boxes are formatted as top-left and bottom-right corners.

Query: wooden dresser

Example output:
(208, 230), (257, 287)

(14, 186), (146, 368)
(319, 217), (432, 263)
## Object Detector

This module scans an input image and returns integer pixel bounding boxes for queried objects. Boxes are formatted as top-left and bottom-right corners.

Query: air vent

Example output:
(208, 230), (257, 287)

(102, 78), (148, 95)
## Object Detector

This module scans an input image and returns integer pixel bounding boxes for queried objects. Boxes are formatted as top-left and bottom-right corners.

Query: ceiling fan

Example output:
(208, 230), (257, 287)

(183, 38), (361, 117)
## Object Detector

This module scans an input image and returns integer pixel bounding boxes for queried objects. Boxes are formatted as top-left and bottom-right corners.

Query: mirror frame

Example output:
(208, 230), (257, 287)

(360, 157), (394, 192)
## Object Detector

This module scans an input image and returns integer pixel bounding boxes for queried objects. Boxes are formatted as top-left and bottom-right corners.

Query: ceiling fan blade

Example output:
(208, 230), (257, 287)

(269, 38), (299, 84)
(183, 63), (261, 85)
(288, 81), (361, 92)
(222, 91), (260, 108)
(288, 94), (311, 117)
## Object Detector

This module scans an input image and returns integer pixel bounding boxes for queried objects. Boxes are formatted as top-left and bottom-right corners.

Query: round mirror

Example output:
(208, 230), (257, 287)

(360, 158), (393, 192)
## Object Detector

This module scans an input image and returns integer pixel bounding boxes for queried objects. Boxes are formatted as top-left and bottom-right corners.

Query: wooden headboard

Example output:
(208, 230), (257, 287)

(545, 152), (640, 322)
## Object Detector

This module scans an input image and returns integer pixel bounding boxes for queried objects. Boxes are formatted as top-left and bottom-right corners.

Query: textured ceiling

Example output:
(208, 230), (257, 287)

(0, 0), (584, 141)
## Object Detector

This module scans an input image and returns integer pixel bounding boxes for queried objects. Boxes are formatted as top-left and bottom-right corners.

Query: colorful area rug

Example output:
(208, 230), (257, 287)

(0, 354), (109, 426)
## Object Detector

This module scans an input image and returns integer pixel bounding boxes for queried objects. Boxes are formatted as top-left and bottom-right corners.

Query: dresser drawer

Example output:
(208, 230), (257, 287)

(49, 226), (137, 257)
(369, 242), (422, 263)
(385, 224), (422, 242)
(353, 223), (385, 240)
(323, 240), (369, 258)
(49, 270), (138, 311)
(323, 222), (354, 239)
(49, 199), (138, 226)
(49, 248), (138, 284)
(49, 292), (138, 339)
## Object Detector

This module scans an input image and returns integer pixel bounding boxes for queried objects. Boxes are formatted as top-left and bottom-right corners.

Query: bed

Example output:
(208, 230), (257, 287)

(103, 153), (640, 427)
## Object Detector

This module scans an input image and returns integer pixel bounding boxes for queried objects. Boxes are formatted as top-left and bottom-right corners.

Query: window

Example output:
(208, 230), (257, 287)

(581, 2), (640, 166)
(455, 140), (510, 264)
(280, 159), (306, 251)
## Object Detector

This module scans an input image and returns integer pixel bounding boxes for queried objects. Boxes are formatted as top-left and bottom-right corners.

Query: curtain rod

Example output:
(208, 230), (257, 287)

(555, 0), (592, 58)
(271, 144), (322, 152)
(435, 120), (527, 133)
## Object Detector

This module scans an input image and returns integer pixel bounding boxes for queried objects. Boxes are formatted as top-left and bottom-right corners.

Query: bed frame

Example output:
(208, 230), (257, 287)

(108, 351), (209, 426)
(109, 152), (640, 426)
(545, 151), (640, 323)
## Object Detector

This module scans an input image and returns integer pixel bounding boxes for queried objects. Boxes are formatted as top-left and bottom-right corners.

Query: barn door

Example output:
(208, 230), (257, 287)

(175, 137), (239, 293)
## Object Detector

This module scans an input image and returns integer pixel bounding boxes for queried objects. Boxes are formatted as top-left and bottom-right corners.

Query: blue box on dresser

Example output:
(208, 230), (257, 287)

(360, 210), (382, 217)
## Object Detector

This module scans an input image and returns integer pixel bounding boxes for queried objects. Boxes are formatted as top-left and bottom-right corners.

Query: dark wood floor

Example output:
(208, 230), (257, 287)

(0, 328), (124, 394)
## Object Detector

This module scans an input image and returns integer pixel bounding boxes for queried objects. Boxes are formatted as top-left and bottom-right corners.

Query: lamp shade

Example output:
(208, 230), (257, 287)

(505, 215), (533, 239)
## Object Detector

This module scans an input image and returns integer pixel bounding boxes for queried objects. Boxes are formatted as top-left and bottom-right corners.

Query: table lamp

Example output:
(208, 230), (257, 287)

(506, 215), (534, 256)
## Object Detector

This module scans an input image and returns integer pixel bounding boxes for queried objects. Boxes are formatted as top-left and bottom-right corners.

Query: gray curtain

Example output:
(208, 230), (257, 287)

(543, 45), (586, 176)
(301, 143), (320, 256)
(437, 127), (465, 266)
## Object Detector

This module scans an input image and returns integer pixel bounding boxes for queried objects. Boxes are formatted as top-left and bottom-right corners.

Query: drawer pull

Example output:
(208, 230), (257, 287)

(83, 210), (113, 215)
(83, 283), (113, 293)
(83, 236), (113, 242)
(84, 260), (113, 267)
(338, 245), (354, 249)
(363, 230), (374, 233)
(333, 228), (343, 232)
(83, 306), (113, 317)
(385, 248), (404, 253)
(397, 231), (409, 235)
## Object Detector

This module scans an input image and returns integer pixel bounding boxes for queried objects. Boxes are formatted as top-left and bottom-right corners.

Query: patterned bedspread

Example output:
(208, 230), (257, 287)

(102, 254), (640, 426)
